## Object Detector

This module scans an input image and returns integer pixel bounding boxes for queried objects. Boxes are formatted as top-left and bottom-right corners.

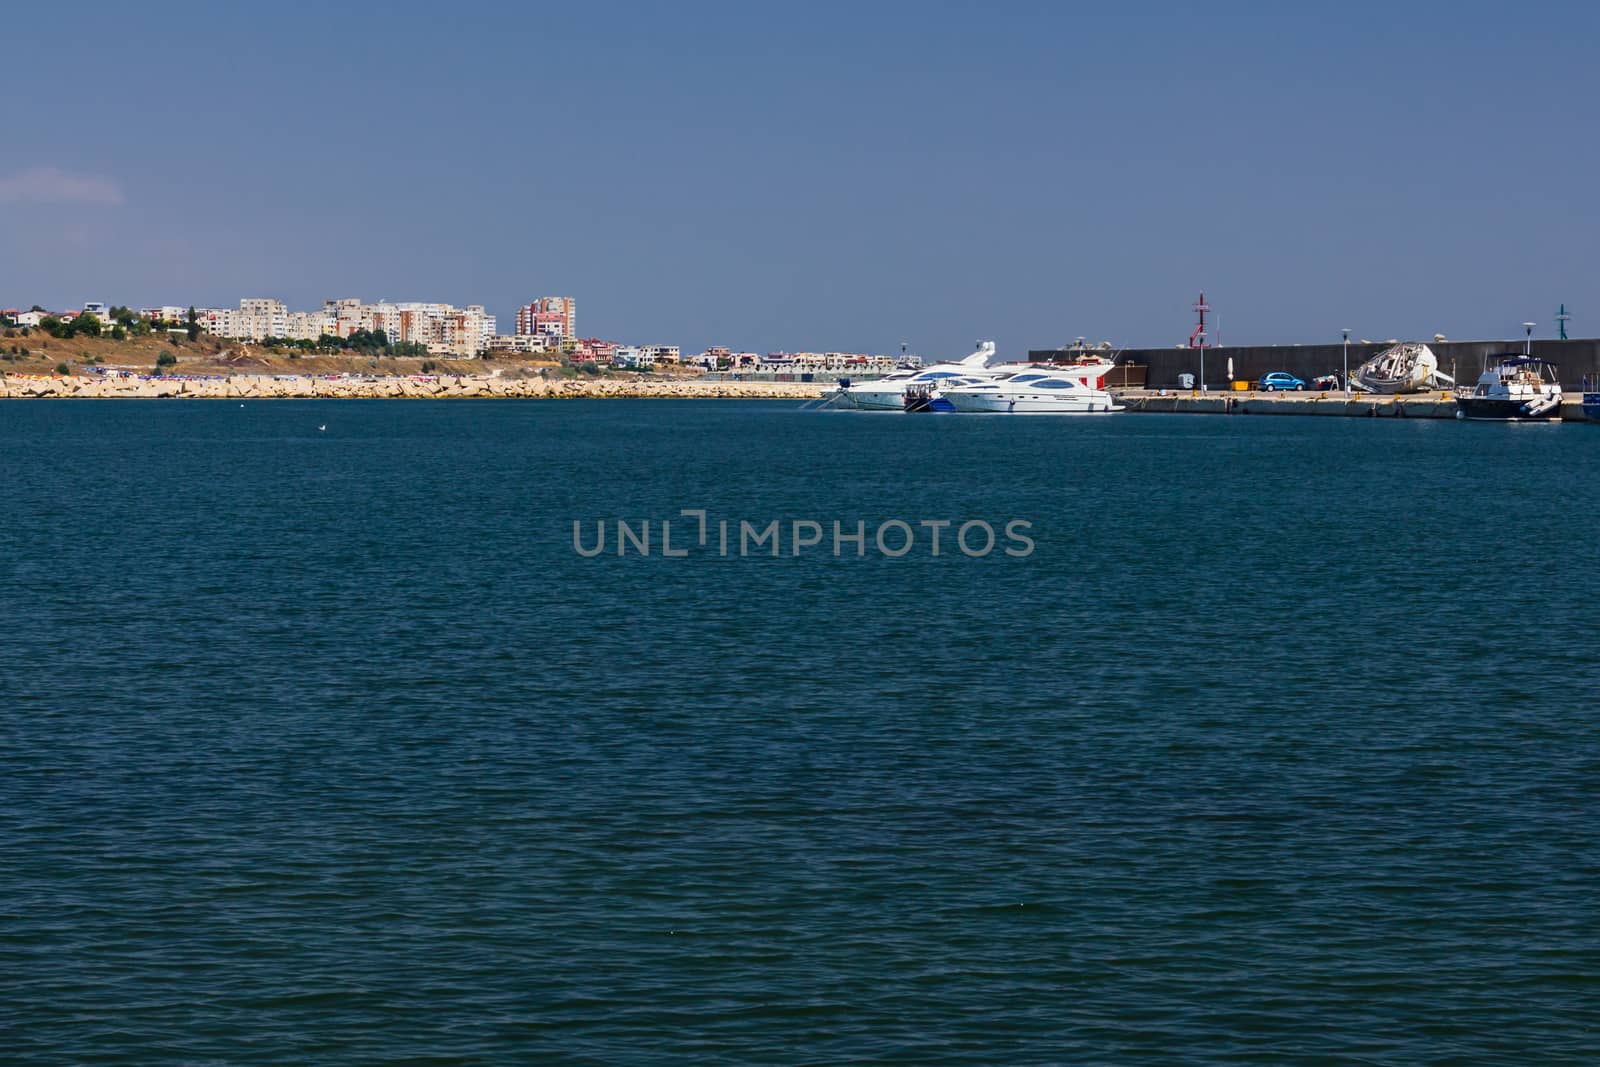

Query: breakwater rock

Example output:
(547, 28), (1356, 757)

(0, 374), (827, 401)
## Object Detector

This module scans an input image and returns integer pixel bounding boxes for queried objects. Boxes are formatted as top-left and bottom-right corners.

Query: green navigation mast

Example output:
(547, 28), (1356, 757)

(1556, 304), (1570, 341)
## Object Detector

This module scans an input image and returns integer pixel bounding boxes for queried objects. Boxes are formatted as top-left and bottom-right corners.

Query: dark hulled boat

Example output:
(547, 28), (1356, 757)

(1454, 355), (1563, 421)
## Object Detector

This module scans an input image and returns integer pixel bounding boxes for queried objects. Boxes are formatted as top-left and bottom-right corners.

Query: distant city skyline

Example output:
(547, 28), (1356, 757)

(3, 1), (1597, 359)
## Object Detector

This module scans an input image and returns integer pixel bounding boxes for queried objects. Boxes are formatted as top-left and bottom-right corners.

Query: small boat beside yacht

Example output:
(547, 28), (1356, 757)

(1454, 354), (1563, 421)
(903, 381), (960, 412)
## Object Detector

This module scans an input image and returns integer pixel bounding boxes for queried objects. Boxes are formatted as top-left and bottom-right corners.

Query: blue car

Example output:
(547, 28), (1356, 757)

(1259, 371), (1306, 392)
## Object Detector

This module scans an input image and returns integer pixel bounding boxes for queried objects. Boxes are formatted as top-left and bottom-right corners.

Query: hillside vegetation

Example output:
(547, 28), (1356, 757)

(0, 329), (592, 379)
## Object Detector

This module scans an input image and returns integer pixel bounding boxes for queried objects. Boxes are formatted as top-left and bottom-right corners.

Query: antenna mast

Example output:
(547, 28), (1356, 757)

(1188, 292), (1210, 349)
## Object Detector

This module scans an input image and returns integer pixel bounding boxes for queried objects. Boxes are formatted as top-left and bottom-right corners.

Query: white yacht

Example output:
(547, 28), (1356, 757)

(831, 341), (1002, 410)
(1454, 354), (1563, 421)
(942, 366), (1123, 414)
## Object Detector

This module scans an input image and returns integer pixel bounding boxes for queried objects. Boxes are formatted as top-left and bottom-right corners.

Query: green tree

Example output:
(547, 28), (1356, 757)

(74, 313), (102, 338)
(156, 350), (177, 369)
(54, 362), (71, 376)
(110, 325), (127, 341)
(186, 306), (200, 342)
(38, 315), (64, 337)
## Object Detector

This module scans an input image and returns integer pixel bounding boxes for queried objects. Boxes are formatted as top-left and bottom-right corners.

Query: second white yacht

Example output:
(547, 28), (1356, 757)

(942, 367), (1123, 414)
(833, 341), (1002, 410)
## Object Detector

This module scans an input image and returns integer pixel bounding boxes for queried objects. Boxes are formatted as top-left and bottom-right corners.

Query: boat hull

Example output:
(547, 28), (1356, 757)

(903, 393), (958, 413)
(946, 393), (1122, 414)
(1454, 396), (1561, 422)
(1354, 376), (1430, 395)
(1583, 394), (1600, 422)
(840, 388), (909, 410)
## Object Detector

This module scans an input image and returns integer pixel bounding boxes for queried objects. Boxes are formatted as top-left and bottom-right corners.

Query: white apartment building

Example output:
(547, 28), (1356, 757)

(284, 310), (336, 340)
(780, 351), (899, 373)
(195, 299), (288, 341)
(347, 302), (493, 355)
(195, 297), (494, 355)
(488, 334), (550, 355)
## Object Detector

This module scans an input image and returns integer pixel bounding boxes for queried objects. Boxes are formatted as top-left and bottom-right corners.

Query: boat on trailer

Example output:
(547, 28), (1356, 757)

(1352, 342), (1454, 394)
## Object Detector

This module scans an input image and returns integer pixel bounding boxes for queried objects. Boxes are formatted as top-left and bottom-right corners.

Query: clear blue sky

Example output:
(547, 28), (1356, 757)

(4, 0), (1597, 357)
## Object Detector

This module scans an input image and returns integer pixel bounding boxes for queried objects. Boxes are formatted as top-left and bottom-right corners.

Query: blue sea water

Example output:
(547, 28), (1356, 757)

(2, 400), (1598, 1064)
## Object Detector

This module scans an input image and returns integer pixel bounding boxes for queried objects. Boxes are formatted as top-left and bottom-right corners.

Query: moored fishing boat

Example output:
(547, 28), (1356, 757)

(1454, 354), (1562, 421)
(903, 381), (964, 412)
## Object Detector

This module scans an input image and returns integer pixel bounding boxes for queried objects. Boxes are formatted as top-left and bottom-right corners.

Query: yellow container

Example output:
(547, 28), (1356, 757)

(1231, 379), (1250, 391)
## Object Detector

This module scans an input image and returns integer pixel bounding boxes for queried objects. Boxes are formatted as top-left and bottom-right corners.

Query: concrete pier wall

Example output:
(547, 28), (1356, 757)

(1117, 391), (1592, 420)
(1033, 339), (1600, 391)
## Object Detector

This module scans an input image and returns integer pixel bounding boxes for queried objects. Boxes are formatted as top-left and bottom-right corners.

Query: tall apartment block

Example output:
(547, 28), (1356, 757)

(514, 297), (576, 340)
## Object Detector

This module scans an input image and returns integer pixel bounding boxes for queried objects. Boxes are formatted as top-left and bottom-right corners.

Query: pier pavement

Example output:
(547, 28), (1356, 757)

(1117, 389), (1593, 421)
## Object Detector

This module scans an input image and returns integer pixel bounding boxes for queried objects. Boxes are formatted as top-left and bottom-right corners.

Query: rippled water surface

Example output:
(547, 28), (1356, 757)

(3, 400), (1598, 1064)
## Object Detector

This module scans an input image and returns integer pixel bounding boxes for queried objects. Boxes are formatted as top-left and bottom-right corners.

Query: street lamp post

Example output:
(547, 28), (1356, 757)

(1523, 321), (1535, 356)
(1342, 328), (1351, 395)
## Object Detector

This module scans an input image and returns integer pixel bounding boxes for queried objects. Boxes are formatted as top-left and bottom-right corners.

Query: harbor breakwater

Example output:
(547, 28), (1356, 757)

(1036, 338), (1600, 391)
(5, 372), (1593, 420)
(0, 373), (827, 401)
(1120, 389), (1593, 420)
